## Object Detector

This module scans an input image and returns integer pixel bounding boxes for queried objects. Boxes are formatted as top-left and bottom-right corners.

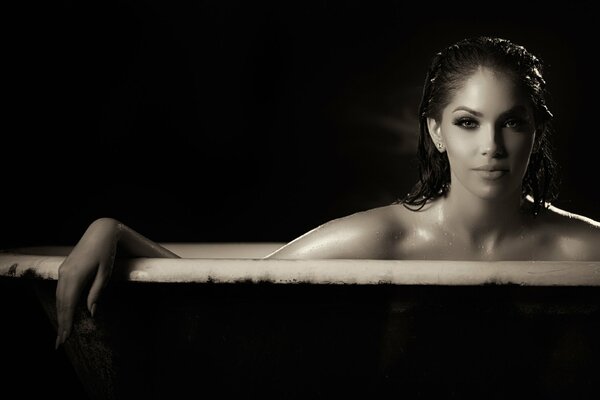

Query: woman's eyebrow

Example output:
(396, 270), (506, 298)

(452, 106), (483, 116)
(452, 105), (528, 118)
(499, 105), (528, 118)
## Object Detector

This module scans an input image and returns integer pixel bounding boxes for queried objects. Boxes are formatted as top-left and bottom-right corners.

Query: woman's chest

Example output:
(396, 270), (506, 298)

(390, 228), (558, 261)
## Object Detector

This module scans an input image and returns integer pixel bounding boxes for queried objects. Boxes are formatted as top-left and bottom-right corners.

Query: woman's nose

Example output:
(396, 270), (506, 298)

(480, 125), (505, 157)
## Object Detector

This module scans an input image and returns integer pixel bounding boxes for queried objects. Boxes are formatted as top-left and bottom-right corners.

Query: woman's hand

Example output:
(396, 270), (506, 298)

(55, 218), (121, 348)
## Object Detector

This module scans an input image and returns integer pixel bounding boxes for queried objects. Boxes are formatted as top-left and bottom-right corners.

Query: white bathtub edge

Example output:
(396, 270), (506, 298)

(1, 252), (600, 286)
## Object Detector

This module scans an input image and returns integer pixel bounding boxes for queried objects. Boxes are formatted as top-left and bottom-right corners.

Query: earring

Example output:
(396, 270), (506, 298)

(437, 142), (445, 150)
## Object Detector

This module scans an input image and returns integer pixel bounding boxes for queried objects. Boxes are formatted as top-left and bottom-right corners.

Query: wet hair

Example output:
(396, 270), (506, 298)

(399, 36), (558, 216)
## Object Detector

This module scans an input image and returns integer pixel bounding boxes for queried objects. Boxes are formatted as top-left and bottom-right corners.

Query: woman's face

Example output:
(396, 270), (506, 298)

(428, 67), (536, 201)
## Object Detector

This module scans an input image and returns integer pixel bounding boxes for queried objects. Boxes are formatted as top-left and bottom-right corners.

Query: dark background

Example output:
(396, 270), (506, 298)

(2, 1), (599, 398)
(3, 0), (599, 249)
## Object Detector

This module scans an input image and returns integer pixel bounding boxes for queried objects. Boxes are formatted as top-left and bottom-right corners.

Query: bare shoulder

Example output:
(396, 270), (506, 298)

(265, 204), (404, 259)
(536, 204), (600, 260)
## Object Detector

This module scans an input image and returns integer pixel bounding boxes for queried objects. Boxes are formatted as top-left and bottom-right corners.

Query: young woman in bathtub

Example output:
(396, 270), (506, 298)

(54, 36), (600, 347)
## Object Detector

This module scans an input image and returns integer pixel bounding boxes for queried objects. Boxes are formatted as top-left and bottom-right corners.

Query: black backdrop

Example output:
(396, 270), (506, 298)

(3, 1), (599, 248)
(2, 1), (599, 398)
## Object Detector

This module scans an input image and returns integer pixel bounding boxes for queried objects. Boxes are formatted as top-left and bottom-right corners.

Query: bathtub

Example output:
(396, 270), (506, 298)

(1, 243), (600, 399)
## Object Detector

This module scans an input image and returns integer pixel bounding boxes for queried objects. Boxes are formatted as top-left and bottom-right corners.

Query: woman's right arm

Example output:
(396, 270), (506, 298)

(55, 217), (179, 348)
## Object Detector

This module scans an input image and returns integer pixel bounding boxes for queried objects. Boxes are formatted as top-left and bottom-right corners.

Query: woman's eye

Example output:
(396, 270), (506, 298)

(503, 118), (530, 131)
(503, 119), (525, 129)
(453, 118), (478, 129)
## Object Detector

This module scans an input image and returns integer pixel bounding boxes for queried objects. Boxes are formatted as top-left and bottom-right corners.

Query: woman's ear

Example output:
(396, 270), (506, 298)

(427, 117), (446, 153)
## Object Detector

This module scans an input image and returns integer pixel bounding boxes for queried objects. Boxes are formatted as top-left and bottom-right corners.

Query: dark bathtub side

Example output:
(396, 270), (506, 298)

(2, 249), (600, 399)
(31, 279), (600, 400)
(0, 277), (88, 400)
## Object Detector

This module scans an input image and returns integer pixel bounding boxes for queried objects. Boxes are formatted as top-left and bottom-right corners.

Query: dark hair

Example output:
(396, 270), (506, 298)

(399, 36), (558, 215)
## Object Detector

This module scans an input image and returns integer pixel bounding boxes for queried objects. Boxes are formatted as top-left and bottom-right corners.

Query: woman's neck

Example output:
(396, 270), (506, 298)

(441, 183), (527, 251)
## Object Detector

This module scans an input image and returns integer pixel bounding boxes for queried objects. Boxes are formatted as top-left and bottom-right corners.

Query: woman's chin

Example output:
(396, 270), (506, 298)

(470, 185), (520, 202)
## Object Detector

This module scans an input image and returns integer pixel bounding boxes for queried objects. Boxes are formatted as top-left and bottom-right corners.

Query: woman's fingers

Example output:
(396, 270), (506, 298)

(55, 260), (92, 348)
(56, 273), (77, 347)
(86, 261), (112, 317)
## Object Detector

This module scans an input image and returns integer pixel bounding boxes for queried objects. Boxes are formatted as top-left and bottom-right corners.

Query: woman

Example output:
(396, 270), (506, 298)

(55, 36), (600, 348)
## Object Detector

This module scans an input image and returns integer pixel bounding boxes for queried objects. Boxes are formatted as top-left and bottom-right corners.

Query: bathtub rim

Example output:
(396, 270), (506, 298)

(1, 243), (600, 286)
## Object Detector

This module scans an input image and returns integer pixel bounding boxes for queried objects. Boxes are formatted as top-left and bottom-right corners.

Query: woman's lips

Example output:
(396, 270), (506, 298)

(475, 169), (508, 180)
(472, 167), (508, 180)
